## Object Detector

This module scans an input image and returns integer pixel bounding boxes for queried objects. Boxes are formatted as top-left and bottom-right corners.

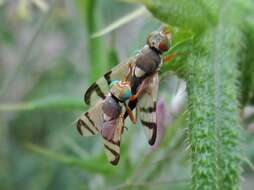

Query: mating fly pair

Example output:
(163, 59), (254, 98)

(76, 25), (174, 165)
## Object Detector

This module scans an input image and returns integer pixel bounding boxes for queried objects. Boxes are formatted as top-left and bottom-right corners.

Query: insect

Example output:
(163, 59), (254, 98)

(76, 78), (136, 165)
(76, 25), (175, 164)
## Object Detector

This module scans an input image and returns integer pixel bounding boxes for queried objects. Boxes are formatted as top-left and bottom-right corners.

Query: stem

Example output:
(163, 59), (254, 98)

(76, 0), (108, 82)
(213, 16), (242, 190)
(139, 1), (243, 189)
(186, 48), (219, 190)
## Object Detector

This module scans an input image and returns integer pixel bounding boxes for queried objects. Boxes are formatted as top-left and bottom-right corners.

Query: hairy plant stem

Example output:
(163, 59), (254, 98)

(187, 17), (241, 190)
(139, 0), (243, 189)
(186, 47), (219, 190)
(212, 9), (242, 190)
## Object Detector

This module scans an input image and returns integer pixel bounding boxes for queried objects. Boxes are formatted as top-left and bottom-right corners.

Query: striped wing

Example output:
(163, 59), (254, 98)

(137, 73), (159, 145)
(84, 57), (136, 106)
(102, 113), (124, 165)
(76, 100), (104, 136)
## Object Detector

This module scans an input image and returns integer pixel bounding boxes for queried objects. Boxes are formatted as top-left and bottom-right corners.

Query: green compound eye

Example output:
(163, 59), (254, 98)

(109, 80), (132, 101)
(122, 88), (132, 101)
(109, 80), (119, 88)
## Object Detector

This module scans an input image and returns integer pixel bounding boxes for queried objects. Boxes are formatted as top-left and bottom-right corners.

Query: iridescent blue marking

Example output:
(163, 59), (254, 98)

(109, 80), (119, 88)
(121, 88), (132, 101)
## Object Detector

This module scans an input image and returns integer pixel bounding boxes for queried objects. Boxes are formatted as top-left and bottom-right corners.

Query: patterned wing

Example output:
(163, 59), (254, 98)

(137, 73), (159, 145)
(84, 57), (136, 106)
(76, 100), (104, 136)
(101, 112), (125, 165)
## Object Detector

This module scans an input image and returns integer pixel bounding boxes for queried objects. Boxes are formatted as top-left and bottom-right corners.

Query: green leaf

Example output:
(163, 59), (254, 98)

(91, 7), (147, 38)
(27, 143), (116, 175)
(0, 95), (84, 112)
(142, 0), (218, 33)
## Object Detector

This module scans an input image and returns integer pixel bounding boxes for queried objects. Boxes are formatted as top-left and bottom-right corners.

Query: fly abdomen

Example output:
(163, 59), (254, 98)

(101, 118), (117, 140)
(102, 95), (121, 119)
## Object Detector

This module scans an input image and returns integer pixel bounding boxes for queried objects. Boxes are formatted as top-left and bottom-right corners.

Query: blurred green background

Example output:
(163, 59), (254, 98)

(0, 0), (253, 190)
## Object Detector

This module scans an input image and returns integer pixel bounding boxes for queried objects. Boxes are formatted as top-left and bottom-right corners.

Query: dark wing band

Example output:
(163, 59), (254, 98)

(84, 58), (136, 106)
(76, 100), (104, 136)
(102, 112), (125, 165)
(137, 73), (159, 145)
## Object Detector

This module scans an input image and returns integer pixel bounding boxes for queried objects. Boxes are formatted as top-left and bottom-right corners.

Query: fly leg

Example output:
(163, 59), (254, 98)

(118, 113), (127, 134)
(163, 51), (177, 63)
(163, 51), (190, 63)
(129, 74), (155, 101)
(124, 62), (134, 82)
(128, 81), (146, 101)
(124, 103), (136, 124)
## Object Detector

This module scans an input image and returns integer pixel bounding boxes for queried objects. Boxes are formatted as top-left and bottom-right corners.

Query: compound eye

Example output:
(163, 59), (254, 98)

(109, 80), (119, 88)
(158, 39), (170, 52)
(146, 32), (158, 47)
(160, 25), (172, 36)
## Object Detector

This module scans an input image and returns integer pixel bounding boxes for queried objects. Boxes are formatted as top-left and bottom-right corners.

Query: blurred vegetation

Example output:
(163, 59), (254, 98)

(0, 0), (254, 190)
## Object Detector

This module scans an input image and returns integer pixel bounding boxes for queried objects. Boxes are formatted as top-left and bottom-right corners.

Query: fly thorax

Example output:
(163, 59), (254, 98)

(134, 66), (145, 78)
(135, 46), (161, 76)
(102, 95), (121, 119)
(109, 80), (132, 102)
